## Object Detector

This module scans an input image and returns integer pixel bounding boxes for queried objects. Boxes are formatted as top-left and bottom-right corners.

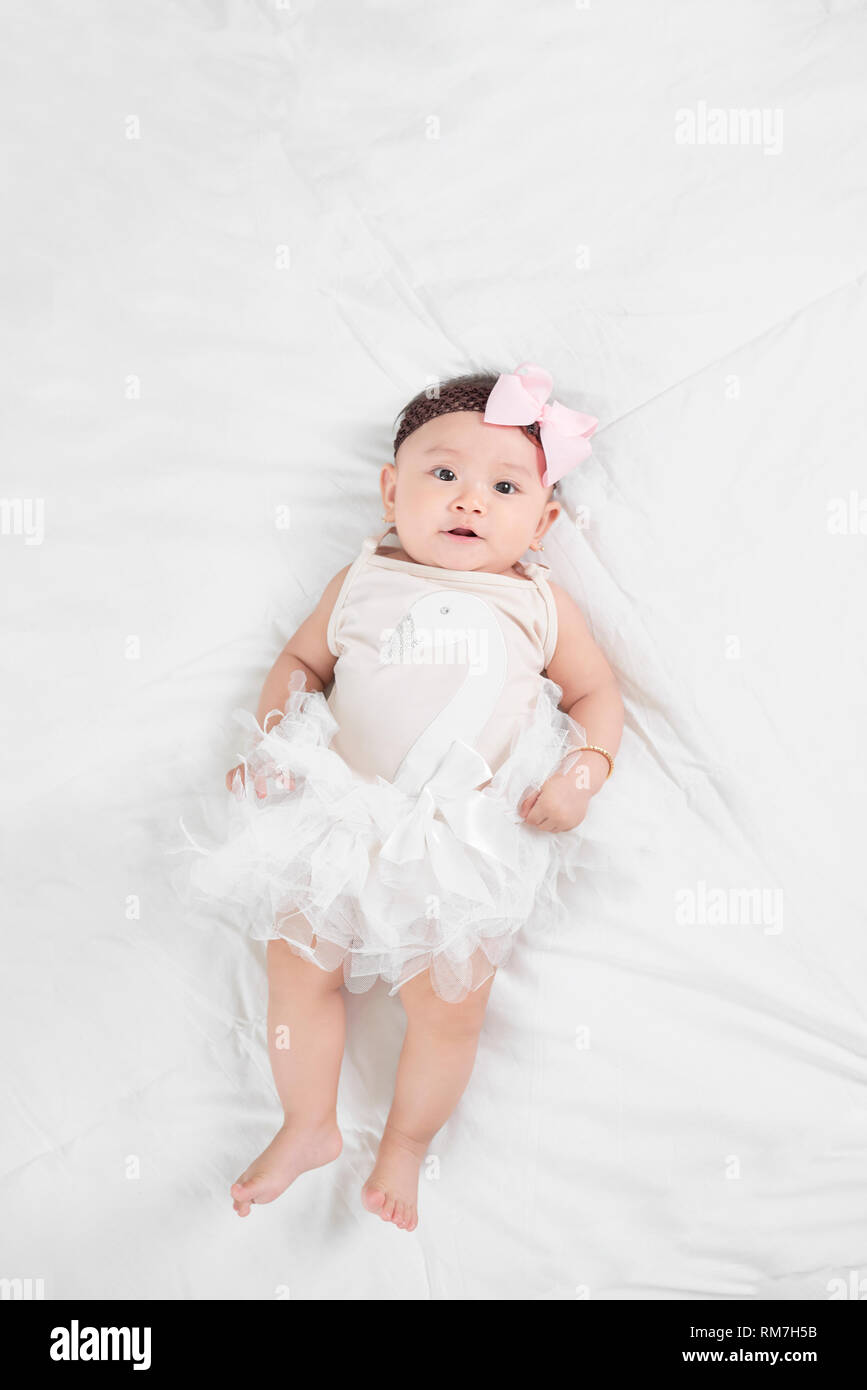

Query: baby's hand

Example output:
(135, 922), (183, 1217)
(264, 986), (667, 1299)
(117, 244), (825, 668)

(518, 770), (591, 832)
(225, 762), (295, 801)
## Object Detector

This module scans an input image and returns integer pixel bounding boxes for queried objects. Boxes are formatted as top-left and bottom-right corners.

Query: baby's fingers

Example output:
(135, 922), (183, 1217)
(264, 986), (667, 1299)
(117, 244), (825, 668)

(226, 764), (246, 796)
(226, 762), (295, 800)
(253, 769), (296, 799)
(522, 791), (564, 830)
(518, 788), (541, 819)
(255, 770), (295, 797)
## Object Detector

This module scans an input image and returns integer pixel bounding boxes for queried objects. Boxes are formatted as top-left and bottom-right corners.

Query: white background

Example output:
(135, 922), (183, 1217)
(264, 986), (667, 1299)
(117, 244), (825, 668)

(2, 0), (866, 1300)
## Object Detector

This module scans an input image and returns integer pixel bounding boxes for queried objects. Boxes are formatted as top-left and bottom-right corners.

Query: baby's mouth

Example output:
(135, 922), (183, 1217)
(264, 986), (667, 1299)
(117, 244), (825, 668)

(445, 527), (481, 539)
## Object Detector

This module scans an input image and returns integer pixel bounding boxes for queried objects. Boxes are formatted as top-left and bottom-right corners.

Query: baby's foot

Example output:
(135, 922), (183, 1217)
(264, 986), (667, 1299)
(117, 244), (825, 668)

(231, 1117), (342, 1217)
(361, 1123), (426, 1232)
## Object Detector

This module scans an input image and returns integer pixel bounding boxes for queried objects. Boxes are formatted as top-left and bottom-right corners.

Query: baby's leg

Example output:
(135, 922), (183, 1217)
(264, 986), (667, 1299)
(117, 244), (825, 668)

(361, 957), (496, 1231)
(231, 931), (345, 1217)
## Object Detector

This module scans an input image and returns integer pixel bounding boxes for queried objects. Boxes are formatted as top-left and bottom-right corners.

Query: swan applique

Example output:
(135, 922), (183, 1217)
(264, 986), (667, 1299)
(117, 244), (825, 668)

(388, 590), (508, 797)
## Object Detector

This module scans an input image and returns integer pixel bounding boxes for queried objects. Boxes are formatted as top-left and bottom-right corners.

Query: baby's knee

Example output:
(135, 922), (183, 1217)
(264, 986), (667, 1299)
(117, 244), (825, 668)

(405, 974), (493, 1036)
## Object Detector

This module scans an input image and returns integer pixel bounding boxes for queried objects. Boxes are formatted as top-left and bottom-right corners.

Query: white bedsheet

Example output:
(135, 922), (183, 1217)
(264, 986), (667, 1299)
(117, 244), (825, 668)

(2, 0), (866, 1300)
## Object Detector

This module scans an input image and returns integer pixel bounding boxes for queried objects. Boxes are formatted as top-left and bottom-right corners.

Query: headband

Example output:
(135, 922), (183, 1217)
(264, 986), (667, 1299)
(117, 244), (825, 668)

(394, 363), (598, 488)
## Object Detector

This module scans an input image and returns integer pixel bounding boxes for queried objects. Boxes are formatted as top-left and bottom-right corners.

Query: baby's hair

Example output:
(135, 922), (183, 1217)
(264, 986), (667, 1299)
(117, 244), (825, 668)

(393, 371), (543, 461)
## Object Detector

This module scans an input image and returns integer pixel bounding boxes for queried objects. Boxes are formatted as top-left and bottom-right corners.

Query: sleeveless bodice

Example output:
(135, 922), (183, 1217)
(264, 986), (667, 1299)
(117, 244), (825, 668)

(325, 532), (559, 791)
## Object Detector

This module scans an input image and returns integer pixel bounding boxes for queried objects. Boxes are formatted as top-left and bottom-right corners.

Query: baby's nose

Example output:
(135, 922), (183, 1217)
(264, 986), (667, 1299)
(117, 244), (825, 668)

(456, 489), (485, 511)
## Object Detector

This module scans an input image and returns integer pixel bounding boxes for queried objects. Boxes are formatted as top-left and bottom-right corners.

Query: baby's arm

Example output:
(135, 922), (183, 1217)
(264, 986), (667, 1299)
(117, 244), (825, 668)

(255, 563), (350, 731)
(226, 563), (350, 796)
(519, 582), (624, 831)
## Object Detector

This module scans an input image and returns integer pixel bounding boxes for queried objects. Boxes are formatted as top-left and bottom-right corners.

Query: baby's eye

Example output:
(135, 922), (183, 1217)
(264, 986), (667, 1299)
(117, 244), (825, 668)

(494, 481), (519, 495)
(433, 467), (457, 482)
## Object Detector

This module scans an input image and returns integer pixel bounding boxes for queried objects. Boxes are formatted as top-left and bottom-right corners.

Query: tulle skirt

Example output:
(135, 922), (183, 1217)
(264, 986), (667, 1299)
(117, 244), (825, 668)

(171, 674), (588, 1004)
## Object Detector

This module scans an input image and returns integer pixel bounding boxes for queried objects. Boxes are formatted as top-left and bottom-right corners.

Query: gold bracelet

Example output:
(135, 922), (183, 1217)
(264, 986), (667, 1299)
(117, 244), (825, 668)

(578, 744), (615, 780)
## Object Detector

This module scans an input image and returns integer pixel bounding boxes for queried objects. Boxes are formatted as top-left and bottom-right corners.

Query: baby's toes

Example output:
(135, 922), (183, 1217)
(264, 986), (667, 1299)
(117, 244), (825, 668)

(231, 1181), (252, 1213)
(361, 1184), (386, 1215)
(233, 1177), (266, 1211)
(381, 1192), (397, 1222)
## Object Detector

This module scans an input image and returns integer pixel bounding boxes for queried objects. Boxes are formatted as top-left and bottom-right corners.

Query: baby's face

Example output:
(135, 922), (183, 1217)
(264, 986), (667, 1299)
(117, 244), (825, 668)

(382, 411), (560, 574)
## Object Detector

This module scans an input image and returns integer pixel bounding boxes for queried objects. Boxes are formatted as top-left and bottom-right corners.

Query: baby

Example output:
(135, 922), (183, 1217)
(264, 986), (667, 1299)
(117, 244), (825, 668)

(190, 363), (624, 1231)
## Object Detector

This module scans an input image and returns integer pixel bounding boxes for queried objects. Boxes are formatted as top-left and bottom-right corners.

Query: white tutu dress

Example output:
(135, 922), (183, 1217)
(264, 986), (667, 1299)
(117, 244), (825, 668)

(176, 530), (588, 1003)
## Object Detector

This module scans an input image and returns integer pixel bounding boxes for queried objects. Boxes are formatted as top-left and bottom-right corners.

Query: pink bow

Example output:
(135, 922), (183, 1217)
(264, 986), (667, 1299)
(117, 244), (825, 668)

(483, 362), (598, 486)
